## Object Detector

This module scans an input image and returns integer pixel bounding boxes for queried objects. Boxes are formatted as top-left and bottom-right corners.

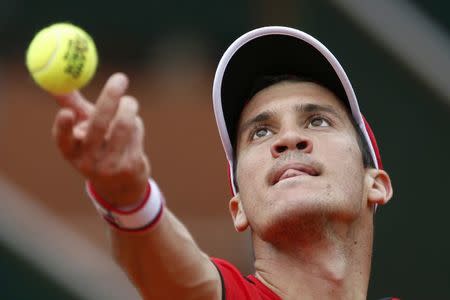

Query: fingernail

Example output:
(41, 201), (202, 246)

(112, 73), (129, 90)
(108, 73), (129, 97)
(74, 122), (88, 139)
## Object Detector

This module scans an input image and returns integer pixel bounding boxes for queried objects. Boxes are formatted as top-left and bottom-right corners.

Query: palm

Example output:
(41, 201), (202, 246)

(52, 73), (150, 208)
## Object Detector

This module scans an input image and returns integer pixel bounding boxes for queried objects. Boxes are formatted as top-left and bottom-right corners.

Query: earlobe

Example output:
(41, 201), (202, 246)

(229, 195), (249, 232)
(367, 169), (393, 206)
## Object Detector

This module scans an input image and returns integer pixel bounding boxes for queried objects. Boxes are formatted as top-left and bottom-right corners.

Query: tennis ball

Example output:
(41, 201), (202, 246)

(26, 23), (98, 95)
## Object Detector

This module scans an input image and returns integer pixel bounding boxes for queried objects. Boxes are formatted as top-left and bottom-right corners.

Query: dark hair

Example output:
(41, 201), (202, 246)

(232, 74), (375, 190)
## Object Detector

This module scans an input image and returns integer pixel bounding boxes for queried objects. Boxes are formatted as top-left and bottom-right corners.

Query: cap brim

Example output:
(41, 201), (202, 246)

(223, 35), (349, 148)
(212, 26), (380, 195)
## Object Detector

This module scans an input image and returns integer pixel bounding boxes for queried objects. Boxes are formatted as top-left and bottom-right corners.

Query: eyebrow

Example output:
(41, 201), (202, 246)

(238, 110), (275, 137)
(295, 103), (342, 119)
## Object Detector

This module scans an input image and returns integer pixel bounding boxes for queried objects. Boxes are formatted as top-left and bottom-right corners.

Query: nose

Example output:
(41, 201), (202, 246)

(270, 128), (313, 158)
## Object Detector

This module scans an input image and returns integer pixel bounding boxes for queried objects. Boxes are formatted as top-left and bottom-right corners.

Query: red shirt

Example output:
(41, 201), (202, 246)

(211, 257), (400, 300)
(211, 257), (281, 300)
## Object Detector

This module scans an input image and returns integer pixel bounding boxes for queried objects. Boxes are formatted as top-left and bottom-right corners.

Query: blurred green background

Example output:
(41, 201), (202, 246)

(1, 0), (449, 299)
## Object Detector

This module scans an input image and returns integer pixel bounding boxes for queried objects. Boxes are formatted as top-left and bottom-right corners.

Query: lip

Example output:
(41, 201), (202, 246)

(270, 163), (319, 185)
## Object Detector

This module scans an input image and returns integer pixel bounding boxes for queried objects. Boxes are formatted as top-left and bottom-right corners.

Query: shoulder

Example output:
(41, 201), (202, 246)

(211, 257), (281, 300)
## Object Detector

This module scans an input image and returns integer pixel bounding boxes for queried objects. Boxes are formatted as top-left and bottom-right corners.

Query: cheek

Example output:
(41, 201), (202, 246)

(320, 135), (365, 202)
(322, 133), (363, 171)
(236, 159), (260, 206)
(235, 148), (270, 219)
(236, 145), (268, 189)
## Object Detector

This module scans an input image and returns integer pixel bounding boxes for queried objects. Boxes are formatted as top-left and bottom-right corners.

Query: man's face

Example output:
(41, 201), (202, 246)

(232, 81), (370, 240)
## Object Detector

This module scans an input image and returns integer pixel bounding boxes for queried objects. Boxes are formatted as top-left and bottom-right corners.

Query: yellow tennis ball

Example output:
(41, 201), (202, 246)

(26, 23), (98, 95)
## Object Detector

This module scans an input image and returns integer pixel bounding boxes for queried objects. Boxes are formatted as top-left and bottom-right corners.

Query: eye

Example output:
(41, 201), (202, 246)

(308, 116), (331, 128)
(252, 127), (273, 140)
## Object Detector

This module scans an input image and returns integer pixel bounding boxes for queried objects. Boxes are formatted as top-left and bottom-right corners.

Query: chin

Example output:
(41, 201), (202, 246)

(257, 194), (324, 242)
(258, 208), (328, 246)
(269, 176), (328, 213)
(258, 183), (361, 241)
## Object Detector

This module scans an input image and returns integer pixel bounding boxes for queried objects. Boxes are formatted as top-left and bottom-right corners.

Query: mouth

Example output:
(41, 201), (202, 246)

(270, 163), (319, 185)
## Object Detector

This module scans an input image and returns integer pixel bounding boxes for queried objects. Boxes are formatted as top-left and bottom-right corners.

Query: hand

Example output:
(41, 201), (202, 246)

(52, 73), (150, 208)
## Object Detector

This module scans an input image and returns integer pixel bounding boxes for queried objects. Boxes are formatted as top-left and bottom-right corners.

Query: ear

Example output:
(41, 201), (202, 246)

(366, 169), (393, 206)
(229, 195), (249, 232)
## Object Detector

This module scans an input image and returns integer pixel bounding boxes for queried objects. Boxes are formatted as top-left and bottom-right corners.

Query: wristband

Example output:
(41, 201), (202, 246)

(86, 178), (164, 231)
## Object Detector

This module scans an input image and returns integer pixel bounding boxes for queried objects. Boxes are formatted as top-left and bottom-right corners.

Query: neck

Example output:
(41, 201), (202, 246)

(252, 216), (373, 300)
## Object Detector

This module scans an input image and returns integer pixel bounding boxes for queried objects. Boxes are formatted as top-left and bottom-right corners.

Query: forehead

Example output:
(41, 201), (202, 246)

(239, 81), (350, 123)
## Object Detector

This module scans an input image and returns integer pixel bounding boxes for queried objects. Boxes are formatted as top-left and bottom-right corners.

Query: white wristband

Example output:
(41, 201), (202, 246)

(86, 178), (164, 231)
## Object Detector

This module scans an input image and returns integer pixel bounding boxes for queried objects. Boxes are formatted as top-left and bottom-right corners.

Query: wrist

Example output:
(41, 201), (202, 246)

(89, 180), (149, 210)
(86, 181), (151, 213)
(86, 178), (165, 231)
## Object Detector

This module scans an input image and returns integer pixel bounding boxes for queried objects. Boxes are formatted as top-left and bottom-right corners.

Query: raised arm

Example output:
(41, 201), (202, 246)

(51, 73), (221, 300)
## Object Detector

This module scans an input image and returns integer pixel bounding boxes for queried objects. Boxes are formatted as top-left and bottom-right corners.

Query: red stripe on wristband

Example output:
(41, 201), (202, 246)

(104, 205), (164, 233)
(86, 181), (151, 214)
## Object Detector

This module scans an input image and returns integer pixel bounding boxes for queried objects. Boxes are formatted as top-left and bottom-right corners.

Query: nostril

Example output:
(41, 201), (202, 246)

(297, 141), (308, 150)
(275, 145), (288, 153)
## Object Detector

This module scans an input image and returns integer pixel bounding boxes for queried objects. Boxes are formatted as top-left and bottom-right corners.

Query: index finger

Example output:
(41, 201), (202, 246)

(54, 91), (94, 120)
(84, 73), (129, 150)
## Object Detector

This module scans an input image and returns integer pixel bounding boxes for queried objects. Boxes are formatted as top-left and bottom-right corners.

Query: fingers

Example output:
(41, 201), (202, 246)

(54, 90), (94, 120)
(84, 73), (129, 151)
(54, 72), (147, 185)
(102, 96), (140, 169)
(107, 95), (139, 144)
(52, 108), (80, 160)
